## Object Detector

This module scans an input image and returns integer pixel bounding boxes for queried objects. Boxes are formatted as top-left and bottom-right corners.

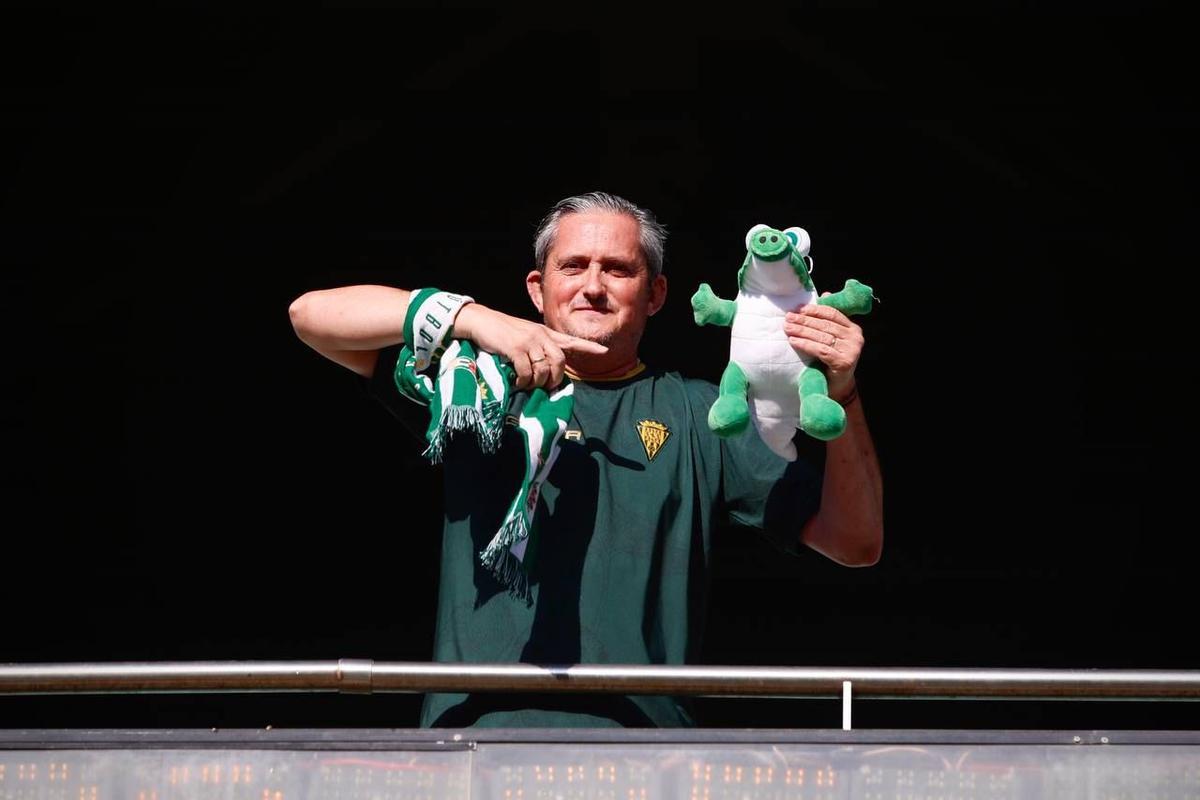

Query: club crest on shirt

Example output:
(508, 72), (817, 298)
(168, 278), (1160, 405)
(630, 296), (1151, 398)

(636, 419), (671, 462)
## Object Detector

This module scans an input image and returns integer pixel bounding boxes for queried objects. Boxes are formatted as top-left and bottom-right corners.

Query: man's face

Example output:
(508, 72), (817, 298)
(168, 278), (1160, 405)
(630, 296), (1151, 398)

(526, 211), (667, 352)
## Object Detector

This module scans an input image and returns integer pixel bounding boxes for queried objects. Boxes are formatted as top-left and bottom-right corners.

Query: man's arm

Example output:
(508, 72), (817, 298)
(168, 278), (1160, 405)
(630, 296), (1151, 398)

(289, 285), (412, 377)
(289, 284), (606, 387)
(783, 302), (884, 566)
(799, 391), (884, 566)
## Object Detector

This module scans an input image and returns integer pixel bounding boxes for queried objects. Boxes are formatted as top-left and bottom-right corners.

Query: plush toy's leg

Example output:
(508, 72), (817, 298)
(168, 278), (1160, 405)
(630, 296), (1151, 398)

(709, 361), (751, 436)
(798, 368), (846, 441)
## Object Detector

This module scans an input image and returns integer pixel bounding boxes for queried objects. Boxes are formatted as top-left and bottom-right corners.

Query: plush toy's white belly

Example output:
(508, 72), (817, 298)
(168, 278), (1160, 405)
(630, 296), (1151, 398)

(730, 288), (815, 460)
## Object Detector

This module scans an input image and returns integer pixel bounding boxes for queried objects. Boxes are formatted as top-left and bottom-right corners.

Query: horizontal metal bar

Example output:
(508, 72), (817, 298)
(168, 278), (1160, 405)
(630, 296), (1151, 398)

(9, 727), (1200, 749)
(2, 661), (1200, 701)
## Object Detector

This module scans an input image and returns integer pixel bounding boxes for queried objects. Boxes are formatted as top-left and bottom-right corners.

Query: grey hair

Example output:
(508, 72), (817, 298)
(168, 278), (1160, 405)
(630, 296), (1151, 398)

(533, 191), (667, 278)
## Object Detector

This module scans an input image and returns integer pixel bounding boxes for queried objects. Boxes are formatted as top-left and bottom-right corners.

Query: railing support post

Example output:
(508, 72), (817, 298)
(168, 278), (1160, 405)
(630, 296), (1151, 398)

(842, 680), (852, 731)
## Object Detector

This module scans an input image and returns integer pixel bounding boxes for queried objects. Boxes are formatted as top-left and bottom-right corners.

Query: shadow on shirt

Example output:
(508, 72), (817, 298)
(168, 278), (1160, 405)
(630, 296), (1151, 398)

(438, 433), (668, 728)
(449, 423), (607, 665)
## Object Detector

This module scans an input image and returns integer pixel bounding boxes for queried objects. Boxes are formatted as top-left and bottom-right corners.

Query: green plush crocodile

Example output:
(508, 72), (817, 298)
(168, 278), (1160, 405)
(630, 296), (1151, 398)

(691, 224), (873, 458)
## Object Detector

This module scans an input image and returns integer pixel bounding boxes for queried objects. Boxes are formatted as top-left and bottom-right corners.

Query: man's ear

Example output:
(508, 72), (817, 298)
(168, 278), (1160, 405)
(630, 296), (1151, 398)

(525, 269), (545, 314)
(647, 274), (668, 316)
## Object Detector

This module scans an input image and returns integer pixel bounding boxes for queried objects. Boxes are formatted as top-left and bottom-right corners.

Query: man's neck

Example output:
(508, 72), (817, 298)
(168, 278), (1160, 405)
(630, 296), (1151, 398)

(565, 354), (643, 382)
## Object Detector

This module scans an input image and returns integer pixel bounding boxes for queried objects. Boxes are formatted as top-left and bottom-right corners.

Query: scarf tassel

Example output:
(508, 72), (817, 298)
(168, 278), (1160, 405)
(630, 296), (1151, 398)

(479, 511), (532, 600)
(426, 405), (488, 463)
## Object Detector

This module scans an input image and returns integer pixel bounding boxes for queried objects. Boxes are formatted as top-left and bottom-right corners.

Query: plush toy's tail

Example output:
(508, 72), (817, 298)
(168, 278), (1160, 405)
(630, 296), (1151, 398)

(751, 405), (799, 461)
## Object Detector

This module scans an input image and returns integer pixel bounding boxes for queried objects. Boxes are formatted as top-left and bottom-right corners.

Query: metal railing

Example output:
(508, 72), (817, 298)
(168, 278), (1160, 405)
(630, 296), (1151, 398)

(3, 660), (1200, 701)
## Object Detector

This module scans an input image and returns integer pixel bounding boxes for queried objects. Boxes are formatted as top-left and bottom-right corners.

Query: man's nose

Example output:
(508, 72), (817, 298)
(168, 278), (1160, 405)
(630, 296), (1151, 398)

(582, 264), (605, 296)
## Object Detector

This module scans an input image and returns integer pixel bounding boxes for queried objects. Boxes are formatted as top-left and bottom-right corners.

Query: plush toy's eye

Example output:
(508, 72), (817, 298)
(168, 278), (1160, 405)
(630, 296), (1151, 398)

(783, 226), (811, 255)
(745, 224), (771, 249)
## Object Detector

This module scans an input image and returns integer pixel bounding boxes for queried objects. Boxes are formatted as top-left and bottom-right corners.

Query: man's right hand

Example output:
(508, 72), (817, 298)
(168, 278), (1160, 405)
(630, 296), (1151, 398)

(455, 304), (607, 390)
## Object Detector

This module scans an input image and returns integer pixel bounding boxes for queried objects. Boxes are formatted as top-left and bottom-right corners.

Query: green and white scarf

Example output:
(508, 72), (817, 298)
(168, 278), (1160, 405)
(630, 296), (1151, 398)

(394, 289), (574, 598)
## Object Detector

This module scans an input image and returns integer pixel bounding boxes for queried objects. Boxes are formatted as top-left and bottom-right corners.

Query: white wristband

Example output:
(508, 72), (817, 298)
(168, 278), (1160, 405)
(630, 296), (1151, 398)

(407, 290), (474, 372)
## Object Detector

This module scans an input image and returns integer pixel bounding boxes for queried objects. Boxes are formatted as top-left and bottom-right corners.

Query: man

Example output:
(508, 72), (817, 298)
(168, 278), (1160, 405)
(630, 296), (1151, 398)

(289, 192), (883, 727)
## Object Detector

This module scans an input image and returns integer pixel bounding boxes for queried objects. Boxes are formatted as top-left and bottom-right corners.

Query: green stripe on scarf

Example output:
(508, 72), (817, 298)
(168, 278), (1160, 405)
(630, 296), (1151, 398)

(393, 337), (573, 600)
(477, 383), (574, 597)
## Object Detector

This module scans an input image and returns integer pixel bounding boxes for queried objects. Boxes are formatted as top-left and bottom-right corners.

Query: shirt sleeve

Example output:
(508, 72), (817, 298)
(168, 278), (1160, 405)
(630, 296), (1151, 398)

(362, 343), (430, 443)
(688, 380), (824, 555)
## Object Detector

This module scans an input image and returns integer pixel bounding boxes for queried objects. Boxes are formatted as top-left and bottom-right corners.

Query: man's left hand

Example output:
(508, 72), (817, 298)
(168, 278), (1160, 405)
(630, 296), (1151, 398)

(783, 297), (863, 402)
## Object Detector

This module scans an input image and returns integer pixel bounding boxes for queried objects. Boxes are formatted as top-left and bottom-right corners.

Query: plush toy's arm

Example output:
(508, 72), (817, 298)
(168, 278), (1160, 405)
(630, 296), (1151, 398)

(691, 283), (737, 327)
(817, 279), (875, 316)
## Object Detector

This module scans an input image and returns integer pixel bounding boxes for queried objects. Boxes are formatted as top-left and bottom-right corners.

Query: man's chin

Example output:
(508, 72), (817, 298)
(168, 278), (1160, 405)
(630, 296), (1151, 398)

(560, 322), (616, 346)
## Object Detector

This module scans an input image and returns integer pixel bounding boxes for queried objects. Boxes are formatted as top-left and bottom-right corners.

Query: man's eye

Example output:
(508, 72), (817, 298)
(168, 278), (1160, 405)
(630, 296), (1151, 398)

(560, 262), (583, 273)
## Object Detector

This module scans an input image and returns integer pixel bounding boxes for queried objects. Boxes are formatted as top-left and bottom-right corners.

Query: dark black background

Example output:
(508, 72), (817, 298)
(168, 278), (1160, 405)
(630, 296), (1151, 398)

(1, 9), (1193, 729)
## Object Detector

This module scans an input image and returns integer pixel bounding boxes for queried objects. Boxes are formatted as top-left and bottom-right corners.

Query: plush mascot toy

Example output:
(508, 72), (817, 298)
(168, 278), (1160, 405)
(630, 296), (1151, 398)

(691, 224), (874, 460)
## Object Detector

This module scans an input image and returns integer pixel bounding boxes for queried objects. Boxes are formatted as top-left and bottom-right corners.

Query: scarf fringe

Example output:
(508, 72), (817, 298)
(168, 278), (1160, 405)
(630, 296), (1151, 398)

(480, 511), (533, 601)
(480, 511), (528, 568)
(426, 405), (485, 463)
(480, 401), (506, 450)
(479, 522), (532, 603)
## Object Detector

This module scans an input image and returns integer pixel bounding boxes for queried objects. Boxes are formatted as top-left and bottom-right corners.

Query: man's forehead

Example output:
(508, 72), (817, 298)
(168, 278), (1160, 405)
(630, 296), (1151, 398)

(549, 212), (645, 265)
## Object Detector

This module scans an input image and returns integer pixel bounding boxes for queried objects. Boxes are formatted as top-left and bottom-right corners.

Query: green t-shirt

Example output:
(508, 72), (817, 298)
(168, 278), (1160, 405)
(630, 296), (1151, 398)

(369, 347), (822, 728)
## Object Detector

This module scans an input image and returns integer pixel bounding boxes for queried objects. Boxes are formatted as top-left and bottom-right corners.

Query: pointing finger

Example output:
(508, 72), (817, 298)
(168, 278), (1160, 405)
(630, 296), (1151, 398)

(549, 330), (609, 354)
